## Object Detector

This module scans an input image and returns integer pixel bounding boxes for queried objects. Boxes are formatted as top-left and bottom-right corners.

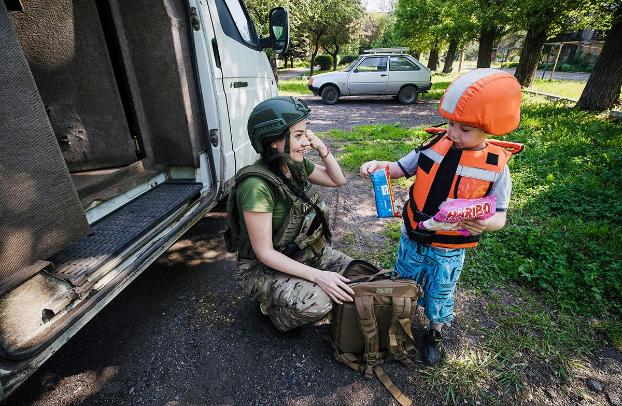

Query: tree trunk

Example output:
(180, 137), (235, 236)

(443, 40), (458, 73)
(290, 58), (294, 68)
(514, 26), (549, 87)
(331, 45), (339, 70)
(427, 38), (440, 71)
(477, 26), (496, 68)
(458, 48), (464, 71)
(414, 51), (421, 60)
(309, 39), (320, 76)
(427, 48), (439, 70)
(577, 3), (622, 111)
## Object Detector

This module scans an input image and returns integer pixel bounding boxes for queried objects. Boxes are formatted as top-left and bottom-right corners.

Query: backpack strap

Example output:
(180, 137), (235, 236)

(354, 296), (381, 379)
(347, 269), (398, 284)
(373, 366), (413, 406)
(388, 297), (416, 368)
(333, 350), (362, 371)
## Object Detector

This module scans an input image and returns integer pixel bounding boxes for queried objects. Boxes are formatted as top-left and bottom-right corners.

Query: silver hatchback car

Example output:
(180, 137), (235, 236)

(307, 48), (432, 105)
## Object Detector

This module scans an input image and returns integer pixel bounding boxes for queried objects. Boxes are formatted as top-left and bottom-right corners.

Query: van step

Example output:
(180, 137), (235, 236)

(49, 182), (202, 287)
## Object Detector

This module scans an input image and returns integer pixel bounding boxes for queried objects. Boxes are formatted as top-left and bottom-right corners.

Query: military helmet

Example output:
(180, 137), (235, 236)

(247, 96), (311, 154)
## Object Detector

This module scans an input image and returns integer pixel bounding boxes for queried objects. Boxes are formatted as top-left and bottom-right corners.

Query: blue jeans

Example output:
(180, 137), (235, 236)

(394, 233), (466, 324)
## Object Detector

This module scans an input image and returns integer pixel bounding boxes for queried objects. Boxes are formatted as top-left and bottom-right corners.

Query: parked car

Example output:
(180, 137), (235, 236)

(307, 49), (432, 105)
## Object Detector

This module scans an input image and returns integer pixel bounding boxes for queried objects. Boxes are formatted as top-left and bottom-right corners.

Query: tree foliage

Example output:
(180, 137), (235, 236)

(392, 0), (478, 69)
(299, 0), (364, 74)
(320, 2), (364, 70)
(511, 0), (606, 86)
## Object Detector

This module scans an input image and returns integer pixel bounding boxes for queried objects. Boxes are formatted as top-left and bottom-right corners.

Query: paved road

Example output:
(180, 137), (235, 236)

(278, 68), (308, 80)
(500, 67), (589, 81)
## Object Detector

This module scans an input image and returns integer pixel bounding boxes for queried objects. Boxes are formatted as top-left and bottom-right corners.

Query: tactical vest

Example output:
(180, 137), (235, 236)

(404, 132), (521, 249)
(225, 161), (330, 263)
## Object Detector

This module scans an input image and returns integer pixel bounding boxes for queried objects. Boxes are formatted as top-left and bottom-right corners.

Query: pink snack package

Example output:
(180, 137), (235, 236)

(433, 196), (497, 236)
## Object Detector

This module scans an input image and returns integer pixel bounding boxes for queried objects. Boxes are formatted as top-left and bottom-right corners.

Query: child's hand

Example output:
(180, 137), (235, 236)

(421, 218), (460, 231)
(459, 219), (488, 234)
(360, 160), (380, 177)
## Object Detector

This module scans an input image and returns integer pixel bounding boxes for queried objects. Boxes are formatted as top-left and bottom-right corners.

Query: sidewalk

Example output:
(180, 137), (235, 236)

(501, 67), (590, 81)
(278, 68), (308, 80)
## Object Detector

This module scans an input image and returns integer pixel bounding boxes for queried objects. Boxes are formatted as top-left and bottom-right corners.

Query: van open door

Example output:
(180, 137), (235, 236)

(200, 0), (276, 174)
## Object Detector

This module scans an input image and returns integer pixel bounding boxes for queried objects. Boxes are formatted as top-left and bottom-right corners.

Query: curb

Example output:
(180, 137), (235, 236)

(523, 88), (622, 121)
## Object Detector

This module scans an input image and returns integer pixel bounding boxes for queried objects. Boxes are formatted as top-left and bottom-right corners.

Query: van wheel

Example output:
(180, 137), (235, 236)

(321, 85), (339, 105)
(398, 85), (418, 104)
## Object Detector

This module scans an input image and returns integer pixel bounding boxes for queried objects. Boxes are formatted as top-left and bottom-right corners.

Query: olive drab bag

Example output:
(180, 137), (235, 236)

(331, 260), (422, 406)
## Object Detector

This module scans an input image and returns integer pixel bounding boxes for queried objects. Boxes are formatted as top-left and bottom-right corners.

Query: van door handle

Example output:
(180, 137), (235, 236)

(211, 38), (221, 68)
(232, 81), (248, 88)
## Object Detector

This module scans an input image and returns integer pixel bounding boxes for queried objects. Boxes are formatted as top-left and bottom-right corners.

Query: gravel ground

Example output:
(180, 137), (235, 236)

(302, 96), (442, 132)
(7, 99), (621, 406)
(9, 176), (622, 406)
(7, 210), (437, 406)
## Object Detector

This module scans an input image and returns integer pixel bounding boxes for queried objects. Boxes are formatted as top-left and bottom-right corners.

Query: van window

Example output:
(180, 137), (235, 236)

(215, 0), (258, 49)
(355, 56), (388, 72)
(389, 56), (421, 71)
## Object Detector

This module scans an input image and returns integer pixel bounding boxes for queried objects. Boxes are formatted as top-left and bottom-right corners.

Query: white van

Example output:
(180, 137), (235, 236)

(0, 0), (287, 398)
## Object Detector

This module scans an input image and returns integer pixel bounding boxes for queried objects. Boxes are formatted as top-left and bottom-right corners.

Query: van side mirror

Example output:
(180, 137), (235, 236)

(261, 7), (289, 55)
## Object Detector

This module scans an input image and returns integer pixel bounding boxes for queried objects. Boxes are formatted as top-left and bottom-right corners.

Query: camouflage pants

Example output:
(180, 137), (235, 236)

(236, 246), (352, 332)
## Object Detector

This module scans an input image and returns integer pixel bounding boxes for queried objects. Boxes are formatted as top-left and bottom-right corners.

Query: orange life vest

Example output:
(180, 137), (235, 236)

(403, 132), (521, 249)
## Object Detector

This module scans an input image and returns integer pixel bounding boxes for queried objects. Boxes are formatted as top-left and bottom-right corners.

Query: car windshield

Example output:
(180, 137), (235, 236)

(342, 57), (362, 72)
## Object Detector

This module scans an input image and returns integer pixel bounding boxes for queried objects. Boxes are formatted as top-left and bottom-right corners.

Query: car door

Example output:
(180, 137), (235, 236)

(347, 56), (389, 94)
(206, 0), (276, 175)
(388, 56), (427, 93)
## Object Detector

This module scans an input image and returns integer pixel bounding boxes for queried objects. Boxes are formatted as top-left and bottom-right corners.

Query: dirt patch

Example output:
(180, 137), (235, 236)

(302, 96), (442, 132)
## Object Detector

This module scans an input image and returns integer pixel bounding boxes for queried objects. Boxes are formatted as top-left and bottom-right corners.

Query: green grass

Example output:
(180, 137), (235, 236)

(338, 96), (622, 321)
(419, 286), (600, 403)
(278, 79), (311, 96)
(528, 79), (587, 100)
(322, 123), (427, 141)
(322, 95), (622, 402)
(473, 95), (622, 317)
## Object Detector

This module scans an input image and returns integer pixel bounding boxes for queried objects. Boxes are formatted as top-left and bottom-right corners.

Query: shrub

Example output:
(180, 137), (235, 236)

(315, 54), (332, 70)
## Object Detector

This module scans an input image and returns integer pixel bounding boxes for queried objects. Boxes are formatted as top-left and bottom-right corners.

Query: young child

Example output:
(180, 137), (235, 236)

(360, 68), (522, 365)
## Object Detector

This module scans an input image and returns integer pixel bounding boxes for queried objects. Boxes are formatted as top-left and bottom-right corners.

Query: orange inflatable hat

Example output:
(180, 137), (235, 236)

(438, 68), (521, 136)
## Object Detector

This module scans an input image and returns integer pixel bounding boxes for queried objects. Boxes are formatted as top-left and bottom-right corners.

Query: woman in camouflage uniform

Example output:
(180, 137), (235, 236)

(226, 96), (354, 332)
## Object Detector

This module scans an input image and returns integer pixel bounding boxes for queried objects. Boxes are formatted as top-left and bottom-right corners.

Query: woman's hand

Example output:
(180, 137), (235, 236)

(459, 218), (488, 234)
(360, 160), (380, 177)
(305, 129), (328, 157)
(312, 270), (354, 304)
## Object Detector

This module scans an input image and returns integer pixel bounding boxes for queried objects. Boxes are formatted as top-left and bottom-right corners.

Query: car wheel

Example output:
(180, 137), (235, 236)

(398, 85), (418, 104)
(321, 85), (339, 105)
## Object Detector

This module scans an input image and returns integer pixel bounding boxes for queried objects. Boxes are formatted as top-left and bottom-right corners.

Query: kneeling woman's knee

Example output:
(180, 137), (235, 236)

(295, 287), (332, 319)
